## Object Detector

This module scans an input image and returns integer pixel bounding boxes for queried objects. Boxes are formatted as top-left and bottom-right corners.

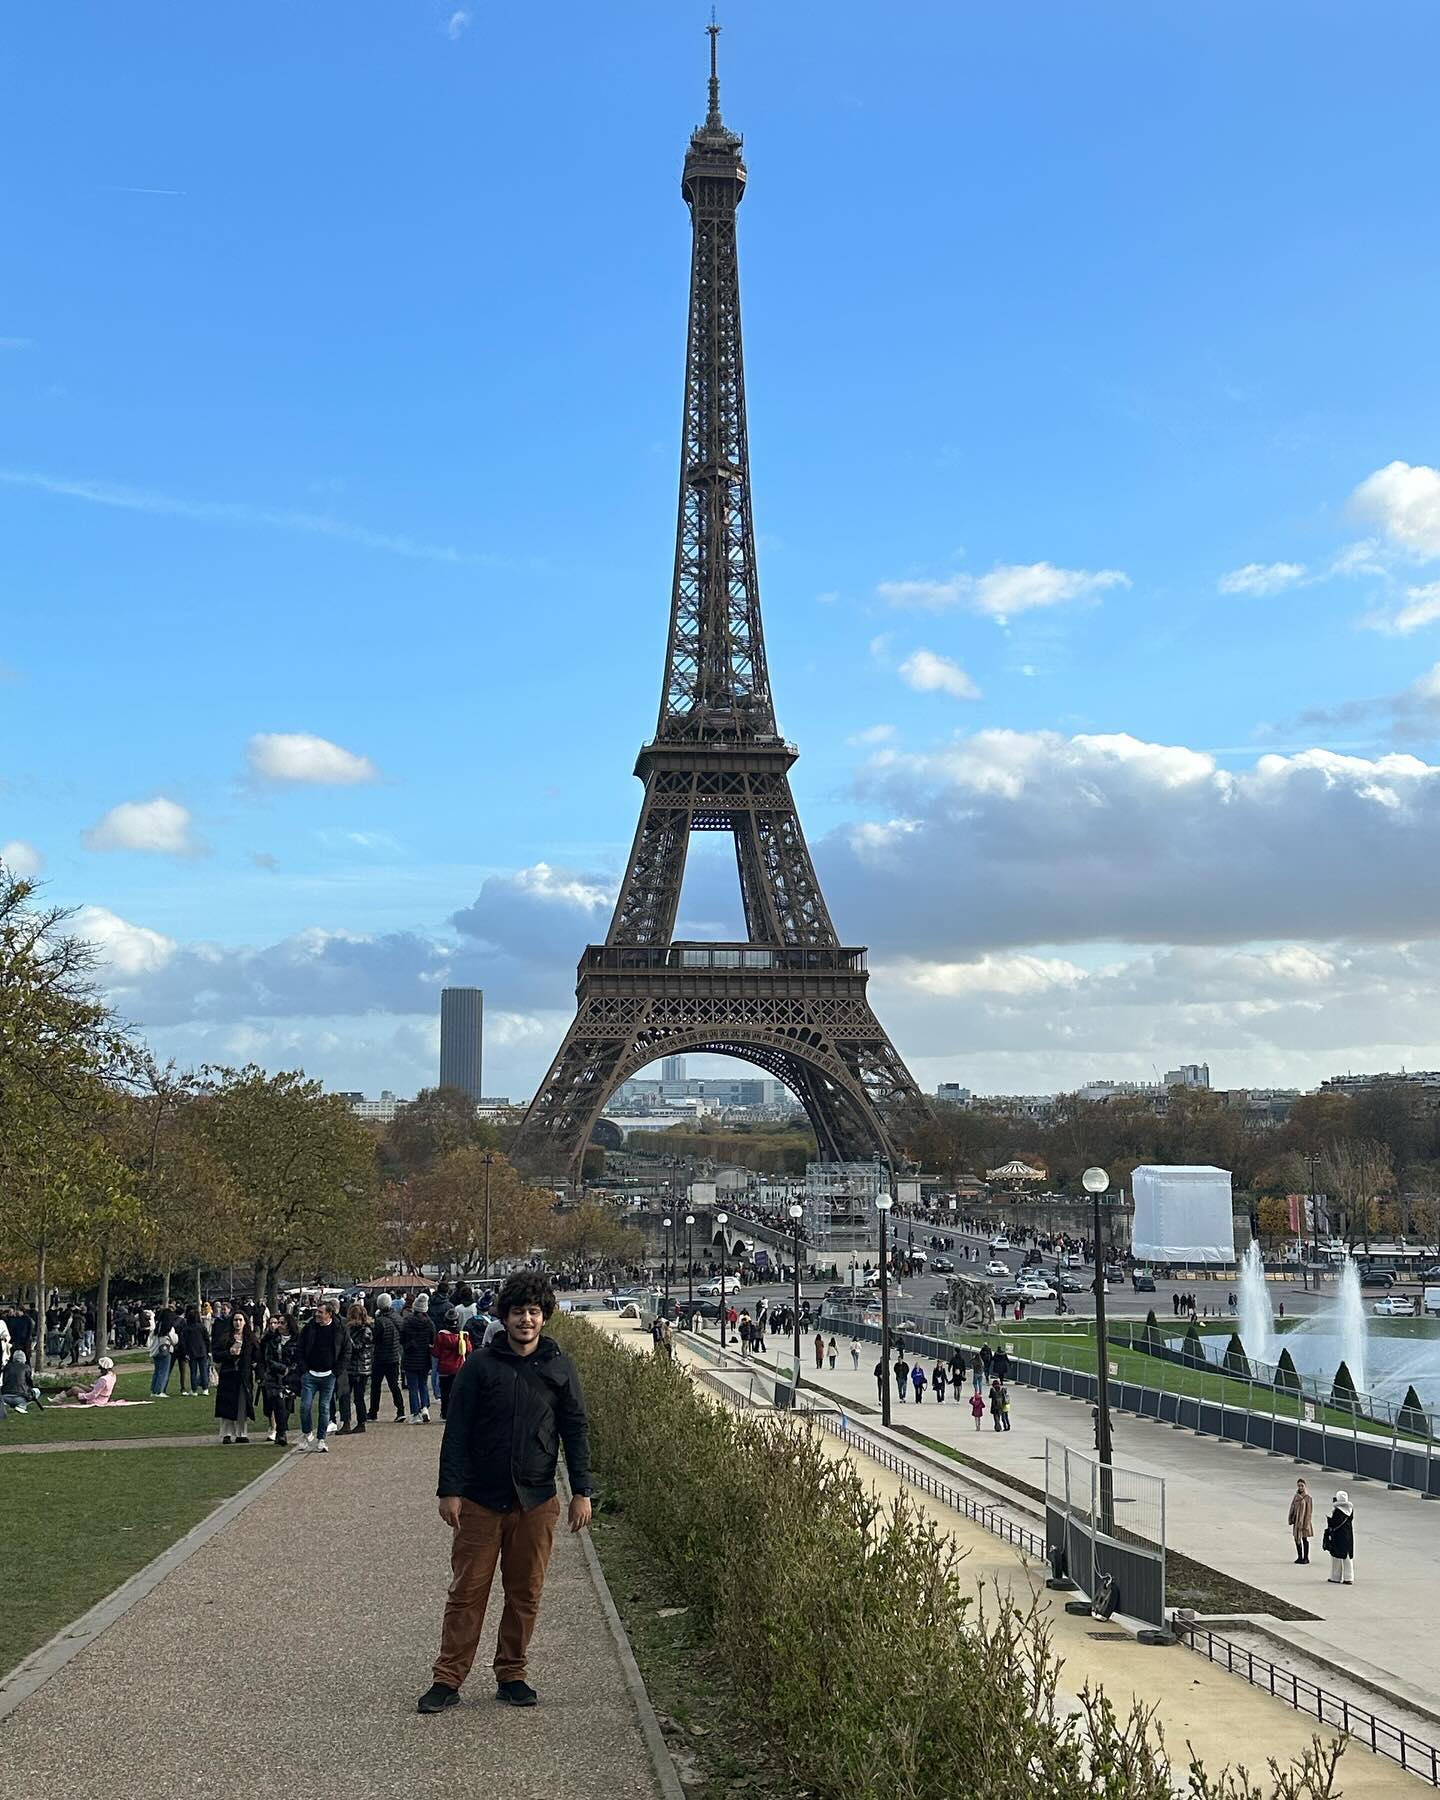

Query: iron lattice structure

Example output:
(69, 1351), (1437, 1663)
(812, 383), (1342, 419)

(510, 36), (930, 1185)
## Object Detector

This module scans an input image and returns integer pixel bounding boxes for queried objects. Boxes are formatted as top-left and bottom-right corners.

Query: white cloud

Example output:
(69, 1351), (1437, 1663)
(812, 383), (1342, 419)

(898, 649), (981, 701)
(1218, 561), (1307, 596)
(446, 8), (471, 38)
(83, 797), (200, 856)
(1, 839), (42, 877)
(1363, 581), (1440, 636)
(1412, 663), (1440, 703)
(885, 953), (1089, 998)
(826, 729), (1440, 954)
(1351, 461), (1440, 560)
(247, 732), (380, 785)
(76, 905), (176, 976)
(847, 723), (895, 747)
(880, 561), (1129, 624)
(0, 467), (487, 566)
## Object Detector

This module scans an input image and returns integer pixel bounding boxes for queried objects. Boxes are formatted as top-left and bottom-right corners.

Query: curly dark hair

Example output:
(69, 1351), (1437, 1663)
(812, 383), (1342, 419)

(496, 1272), (557, 1321)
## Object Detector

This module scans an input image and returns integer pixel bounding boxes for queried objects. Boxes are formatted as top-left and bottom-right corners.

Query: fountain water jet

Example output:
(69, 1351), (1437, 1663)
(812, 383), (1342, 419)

(1337, 1254), (1369, 1398)
(1237, 1240), (1276, 1370)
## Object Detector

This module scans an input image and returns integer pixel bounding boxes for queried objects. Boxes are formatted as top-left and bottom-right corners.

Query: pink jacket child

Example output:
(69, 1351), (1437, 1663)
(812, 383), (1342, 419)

(969, 1388), (986, 1431)
(64, 1359), (117, 1405)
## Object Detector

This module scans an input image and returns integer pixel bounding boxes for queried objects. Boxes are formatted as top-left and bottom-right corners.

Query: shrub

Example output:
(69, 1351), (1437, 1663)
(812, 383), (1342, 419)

(555, 1317), (1342, 1800)
(1223, 1332), (1250, 1378)
(1397, 1383), (1428, 1438)
(1181, 1319), (1207, 1367)
(1274, 1349), (1301, 1395)
(1330, 1360), (1358, 1412)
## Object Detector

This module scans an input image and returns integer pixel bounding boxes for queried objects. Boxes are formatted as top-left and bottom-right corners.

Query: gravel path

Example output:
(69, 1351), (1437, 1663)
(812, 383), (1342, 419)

(0, 1419), (665, 1800)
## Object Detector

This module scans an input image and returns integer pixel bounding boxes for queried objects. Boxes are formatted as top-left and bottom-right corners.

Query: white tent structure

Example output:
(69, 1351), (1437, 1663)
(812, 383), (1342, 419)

(1131, 1164), (1234, 1266)
(985, 1160), (1046, 1185)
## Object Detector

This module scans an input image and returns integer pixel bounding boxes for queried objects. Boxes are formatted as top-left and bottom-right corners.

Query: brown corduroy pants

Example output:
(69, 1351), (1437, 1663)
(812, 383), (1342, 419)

(433, 1496), (561, 1687)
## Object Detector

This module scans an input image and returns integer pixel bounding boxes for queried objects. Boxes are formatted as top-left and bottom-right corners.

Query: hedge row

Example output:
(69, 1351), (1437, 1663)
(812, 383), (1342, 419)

(554, 1317), (1343, 1800)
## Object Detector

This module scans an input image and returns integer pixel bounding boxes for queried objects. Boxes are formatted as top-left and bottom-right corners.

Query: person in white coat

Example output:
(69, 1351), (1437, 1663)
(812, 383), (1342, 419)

(1323, 1491), (1355, 1585)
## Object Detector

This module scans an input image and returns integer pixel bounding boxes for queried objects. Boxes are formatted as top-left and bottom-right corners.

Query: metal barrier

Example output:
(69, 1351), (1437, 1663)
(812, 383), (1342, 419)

(1175, 1621), (1440, 1787)
(692, 1360), (1045, 1559)
(1044, 1441), (1166, 1629)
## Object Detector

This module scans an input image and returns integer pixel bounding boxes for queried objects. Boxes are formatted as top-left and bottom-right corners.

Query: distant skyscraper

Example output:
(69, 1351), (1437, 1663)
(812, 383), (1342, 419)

(661, 1055), (686, 1083)
(439, 988), (484, 1105)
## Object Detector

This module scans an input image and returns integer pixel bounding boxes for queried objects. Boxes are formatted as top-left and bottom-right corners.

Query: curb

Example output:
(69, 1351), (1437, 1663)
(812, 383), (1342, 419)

(0, 1444), (301, 1721)
(563, 1471), (688, 1800)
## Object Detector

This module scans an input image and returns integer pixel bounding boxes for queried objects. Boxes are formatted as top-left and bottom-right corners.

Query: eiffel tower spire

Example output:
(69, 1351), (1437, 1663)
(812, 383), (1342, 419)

(509, 38), (930, 1187)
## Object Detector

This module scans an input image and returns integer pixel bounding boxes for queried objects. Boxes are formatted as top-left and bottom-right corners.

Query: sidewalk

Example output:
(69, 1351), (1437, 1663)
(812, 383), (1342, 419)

(598, 1314), (1419, 1797)
(739, 1330), (1440, 1720)
(0, 1421), (668, 1800)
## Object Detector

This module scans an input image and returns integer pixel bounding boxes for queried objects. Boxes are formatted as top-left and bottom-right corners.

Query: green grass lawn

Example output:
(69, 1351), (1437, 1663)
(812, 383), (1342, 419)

(8, 1365), (256, 1443)
(4, 1447), (282, 1672)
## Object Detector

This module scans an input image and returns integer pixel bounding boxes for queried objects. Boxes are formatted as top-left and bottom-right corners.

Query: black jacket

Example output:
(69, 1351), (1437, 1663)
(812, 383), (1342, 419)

(347, 1320), (374, 1381)
(437, 1335), (591, 1511)
(372, 1309), (401, 1366)
(1325, 1507), (1354, 1558)
(299, 1318), (344, 1375)
(400, 1310), (436, 1372)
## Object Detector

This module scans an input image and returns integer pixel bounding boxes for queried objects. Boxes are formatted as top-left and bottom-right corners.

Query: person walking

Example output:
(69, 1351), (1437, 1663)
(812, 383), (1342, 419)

(813, 1331), (825, 1370)
(1323, 1492), (1355, 1585)
(179, 1305), (209, 1397)
(873, 1358), (887, 1404)
(893, 1355), (909, 1402)
(850, 1341), (860, 1372)
(931, 1360), (947, 1404)
(298, 1300), (343, 1452)
(258, 1312), (299, 1446)
(417, 1272), (592, 1715)
(369, 1291), (406, 1422)
(1287, 1478), (1314, 1565)
(434, 1308), (467, 1418)
(980, 1343), (993, 1383)
(215, 1308), (255, 1444)
(148, 1318), (178, 1399)
(999, 1382), (1011, 1431)
(989, 1378), (1005, 1432)
(969, 1386), (985, 1432)
(338, 1302), (372, 1435)
(910, 1361), (926, 1405)
(827, 1335), (838, 1371)
(402, 1293), (438, 1423)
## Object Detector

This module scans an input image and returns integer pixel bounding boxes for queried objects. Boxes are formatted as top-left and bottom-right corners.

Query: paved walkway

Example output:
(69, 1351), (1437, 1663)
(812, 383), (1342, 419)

(597, 1314), (1420, 1796)
(0, 1421), (667, 1800)
(0, 1434), (213, 1454)
(726, 1328), (1440, 1721)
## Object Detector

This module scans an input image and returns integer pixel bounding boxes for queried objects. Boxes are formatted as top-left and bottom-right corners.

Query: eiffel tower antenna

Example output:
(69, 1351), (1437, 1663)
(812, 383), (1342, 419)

(510, 35), (930, 1188)
(707, 12), (722, 126)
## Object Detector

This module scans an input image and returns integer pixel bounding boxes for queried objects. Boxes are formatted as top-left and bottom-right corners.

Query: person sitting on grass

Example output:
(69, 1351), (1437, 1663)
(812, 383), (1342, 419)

(0, 1349), (46, 1416)
(62, 1356), (117, 1405)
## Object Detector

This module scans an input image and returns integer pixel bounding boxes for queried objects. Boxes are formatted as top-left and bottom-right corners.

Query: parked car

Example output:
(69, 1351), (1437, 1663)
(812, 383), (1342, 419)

(930, 1257), (955, 1274)
(1373, 1295), (1417, 1316)
(1131, 1272), (1157, 1292)
(985, 1259), (1010, 1277)
(1358, 1269), (1395, 1288)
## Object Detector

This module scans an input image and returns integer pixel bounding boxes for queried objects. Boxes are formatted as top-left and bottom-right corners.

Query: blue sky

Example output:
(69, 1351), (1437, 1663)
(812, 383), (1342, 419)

(6, 2), (1440, 1103)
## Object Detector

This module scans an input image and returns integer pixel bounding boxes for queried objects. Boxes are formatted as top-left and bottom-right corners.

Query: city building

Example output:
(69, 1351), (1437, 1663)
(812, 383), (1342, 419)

(1165, 1063), (1211, 1088)
(340, 1090), (407, 1124)
(1321, 1070), (1440, 1098)
(439, 986), (484, 1105)
(661, 1055), (686, 1083)
(935, 1082), (972, 1105)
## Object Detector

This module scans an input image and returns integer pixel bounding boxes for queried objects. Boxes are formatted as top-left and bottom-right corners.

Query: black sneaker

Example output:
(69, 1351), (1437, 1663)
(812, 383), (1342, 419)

(496, 1679), (538, 1707)
(417, 1682), (460, 1715)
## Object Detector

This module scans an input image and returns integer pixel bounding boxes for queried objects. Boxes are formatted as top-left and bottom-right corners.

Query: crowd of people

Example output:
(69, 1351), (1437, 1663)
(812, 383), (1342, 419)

(0, 1280), (517, 1445)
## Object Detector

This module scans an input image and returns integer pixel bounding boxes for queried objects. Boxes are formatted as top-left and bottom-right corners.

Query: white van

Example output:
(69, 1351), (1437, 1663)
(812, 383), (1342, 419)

(1424, 1287), (1440, 1317)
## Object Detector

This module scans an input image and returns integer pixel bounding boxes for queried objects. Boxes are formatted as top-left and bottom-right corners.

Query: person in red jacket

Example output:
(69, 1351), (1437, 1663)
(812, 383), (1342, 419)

(434, 1309), (468, 1419)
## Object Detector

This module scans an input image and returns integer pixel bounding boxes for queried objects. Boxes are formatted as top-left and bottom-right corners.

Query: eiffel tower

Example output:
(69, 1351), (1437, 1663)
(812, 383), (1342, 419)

(510, 30), (930, 1185)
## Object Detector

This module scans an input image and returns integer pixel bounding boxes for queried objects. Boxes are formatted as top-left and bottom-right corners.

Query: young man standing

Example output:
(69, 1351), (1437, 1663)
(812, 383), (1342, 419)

(417, 1272), (592, 1715)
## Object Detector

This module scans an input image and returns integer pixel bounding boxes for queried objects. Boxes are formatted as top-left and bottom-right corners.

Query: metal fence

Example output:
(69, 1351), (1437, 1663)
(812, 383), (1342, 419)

(1044, 1440), (1167, 1629)
(1176, 1621), (1440, 1787)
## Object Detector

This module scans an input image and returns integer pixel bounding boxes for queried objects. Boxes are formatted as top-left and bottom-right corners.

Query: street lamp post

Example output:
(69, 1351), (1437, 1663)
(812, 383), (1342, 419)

(716, 1211), (729, 1349)
(662, 1217), (672, 1313)
(876, 1188), (894, 1428)
(1305, 1152), (1322, 1290)
(482, 1149), (495, 1287)
(1084, 1165), (1115, 1536)
(788, 1202), (804, 1381)
(685, 1213), (695, 1320)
